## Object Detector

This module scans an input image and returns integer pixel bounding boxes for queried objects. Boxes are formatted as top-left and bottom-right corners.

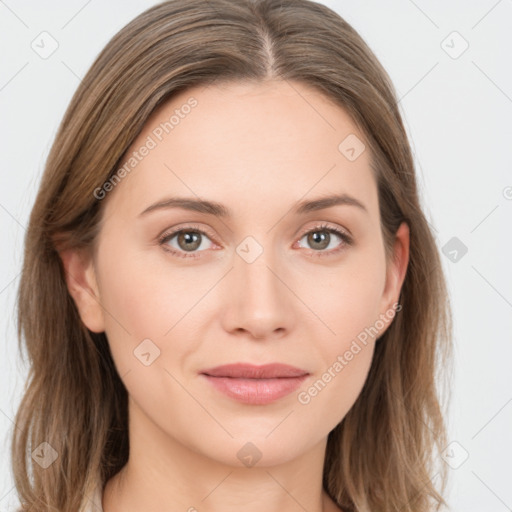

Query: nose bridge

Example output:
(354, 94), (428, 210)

(235, 237), (282, 307)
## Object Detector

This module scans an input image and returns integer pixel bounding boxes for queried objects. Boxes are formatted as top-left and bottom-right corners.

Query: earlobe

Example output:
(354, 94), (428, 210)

(58, 248), (105, 333)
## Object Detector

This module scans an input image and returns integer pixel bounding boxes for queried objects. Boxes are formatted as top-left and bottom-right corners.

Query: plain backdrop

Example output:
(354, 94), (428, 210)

(1, 1), (511, 510)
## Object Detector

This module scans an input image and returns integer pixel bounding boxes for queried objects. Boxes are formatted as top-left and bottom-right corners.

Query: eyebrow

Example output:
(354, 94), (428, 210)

(139, 193), (368, 218)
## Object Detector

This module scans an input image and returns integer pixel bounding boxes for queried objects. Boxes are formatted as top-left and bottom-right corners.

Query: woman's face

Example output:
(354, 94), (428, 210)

(72, 80), (408, 467)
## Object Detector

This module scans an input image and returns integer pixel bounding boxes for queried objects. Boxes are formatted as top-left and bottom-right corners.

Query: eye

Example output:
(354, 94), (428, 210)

(158, 222), (353, 259)
(295, 223), (353, 256)
(158, 224), (216, 259)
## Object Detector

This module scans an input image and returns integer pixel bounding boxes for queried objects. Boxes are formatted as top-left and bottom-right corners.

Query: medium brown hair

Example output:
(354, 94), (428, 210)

(12, 0), (453, 510)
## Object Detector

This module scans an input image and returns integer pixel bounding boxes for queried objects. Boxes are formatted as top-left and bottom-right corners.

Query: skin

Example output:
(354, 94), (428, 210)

(61, 79), (409, 512)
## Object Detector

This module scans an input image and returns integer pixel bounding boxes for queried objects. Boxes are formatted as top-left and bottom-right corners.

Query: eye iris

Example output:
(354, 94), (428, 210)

(177, 231), (201, 251)
(308, 230), (330, 250)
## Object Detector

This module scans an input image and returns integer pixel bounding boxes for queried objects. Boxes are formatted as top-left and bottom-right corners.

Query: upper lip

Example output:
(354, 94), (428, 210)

(200, 363), (309, 379)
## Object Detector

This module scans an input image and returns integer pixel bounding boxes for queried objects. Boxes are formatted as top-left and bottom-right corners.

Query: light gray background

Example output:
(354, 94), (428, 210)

(1, 1), (511, 510)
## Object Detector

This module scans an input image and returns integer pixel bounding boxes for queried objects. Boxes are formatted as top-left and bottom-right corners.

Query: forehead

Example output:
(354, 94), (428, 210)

(104, 79), (378, 220)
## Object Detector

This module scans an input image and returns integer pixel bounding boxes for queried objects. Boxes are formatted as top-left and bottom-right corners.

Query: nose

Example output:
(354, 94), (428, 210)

(220, 245), (296, 341)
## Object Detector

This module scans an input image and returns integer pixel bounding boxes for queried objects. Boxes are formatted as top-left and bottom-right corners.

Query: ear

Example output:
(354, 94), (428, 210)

(380, 221), (410, 315)
(58, 247), (105, 333)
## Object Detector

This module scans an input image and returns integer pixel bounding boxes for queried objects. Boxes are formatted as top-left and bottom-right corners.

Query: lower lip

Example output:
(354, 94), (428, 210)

(202, 375), (308, 405)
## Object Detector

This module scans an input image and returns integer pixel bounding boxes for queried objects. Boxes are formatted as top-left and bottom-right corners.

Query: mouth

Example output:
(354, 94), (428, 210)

(199, 363), (309, 405)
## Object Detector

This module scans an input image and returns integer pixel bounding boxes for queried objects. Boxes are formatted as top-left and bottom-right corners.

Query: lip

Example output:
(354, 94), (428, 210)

(200, 363), (309, 405)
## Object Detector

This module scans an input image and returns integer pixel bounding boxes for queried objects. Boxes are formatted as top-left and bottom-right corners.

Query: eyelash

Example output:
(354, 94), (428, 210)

(158, 223), (353, 259)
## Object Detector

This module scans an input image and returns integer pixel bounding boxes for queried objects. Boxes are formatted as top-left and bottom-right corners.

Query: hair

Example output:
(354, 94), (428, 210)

(12, 0), (453, 510)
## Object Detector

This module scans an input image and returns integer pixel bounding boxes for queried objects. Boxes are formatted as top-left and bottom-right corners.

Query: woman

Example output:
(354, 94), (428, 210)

(12, 0), (452, 510)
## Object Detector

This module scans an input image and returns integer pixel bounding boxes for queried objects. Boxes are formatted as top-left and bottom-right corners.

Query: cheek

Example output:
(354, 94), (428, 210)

(96, 243), (199, 337)
(93, 239), (222, 387)
(296, 245), (387, 343)
(93, 242), (178, 375)
(298, 293), (379, 425)
(297, 339), (375, 436)
(293, 249), (385, 418)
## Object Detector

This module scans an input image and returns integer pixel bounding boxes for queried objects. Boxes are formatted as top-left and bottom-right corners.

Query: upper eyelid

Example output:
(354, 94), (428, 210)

(296, 222), (350, 239)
